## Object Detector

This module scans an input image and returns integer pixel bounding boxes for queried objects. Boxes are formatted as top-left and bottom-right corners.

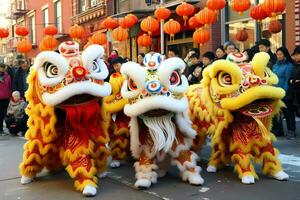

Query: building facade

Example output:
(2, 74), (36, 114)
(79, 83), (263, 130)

(7, 0), (72, 61)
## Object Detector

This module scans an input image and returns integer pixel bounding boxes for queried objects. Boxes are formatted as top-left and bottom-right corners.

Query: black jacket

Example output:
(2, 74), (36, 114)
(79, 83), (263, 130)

(13, 67), (29, 97)
(287, 62), (300, 101)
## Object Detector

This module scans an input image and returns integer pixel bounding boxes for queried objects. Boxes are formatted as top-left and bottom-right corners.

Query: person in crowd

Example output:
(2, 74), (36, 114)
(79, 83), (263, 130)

(188, 66), (202, 85)
(272, 47), (294, 137)
(184, 48), (200, 63)
(189, 51), (215, 83)
(185, 53), (202, 81)
(5, 91), (27, 136)
(243, 49), (254, 62)
(202, 51), (215, 70)
(123, 57), (130, 62)
(167, 46), (180, 58)
(257, 39), (277, 68)
(223, 41), (237, 56)
(286, 46), (300, 139)
(138, 53), (145, 66)
(13, 59), (30, 98)
(215, 45), (227, 60)
(110, 56), (124, 75)
(0, 63), (11, 136)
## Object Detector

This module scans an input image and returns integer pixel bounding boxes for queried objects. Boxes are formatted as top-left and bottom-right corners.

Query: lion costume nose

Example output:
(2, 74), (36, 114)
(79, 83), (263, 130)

(146, 80), (162, 94)
(72, 66), (87, 79)
(246, 75), (267, 87)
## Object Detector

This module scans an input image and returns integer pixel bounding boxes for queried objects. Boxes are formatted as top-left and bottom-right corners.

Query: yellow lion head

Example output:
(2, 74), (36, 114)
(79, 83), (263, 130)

(202, 52), (284, 117)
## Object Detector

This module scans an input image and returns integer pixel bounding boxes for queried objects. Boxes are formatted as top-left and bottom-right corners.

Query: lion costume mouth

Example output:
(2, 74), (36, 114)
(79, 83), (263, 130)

(239, 99), (274, 118)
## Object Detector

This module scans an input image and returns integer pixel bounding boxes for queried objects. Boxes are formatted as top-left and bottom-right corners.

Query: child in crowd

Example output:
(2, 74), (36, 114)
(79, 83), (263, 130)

(5, 91), (27, 136)
(188, 66), (202, 85)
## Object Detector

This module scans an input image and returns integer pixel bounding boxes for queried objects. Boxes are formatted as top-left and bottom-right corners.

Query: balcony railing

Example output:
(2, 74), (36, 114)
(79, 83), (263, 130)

(11, 0), (29, 17)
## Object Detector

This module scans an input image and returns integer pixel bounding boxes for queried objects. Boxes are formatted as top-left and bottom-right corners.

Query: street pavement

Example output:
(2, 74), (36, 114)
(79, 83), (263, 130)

(0, 135), (300, 200)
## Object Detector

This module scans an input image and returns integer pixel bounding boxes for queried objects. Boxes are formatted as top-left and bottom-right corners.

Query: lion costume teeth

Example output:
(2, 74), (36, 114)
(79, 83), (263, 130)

(187, 52), (289, 184)
(121, 53), (204, 189)
(20, 41), (112, 197)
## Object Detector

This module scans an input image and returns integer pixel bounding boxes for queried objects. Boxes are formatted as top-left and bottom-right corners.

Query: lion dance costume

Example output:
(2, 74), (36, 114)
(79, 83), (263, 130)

(103, 71), (130, 168)
(121, 53), (204, 189)
(187, 52), (289, 184)
(20, 41), (112, 196)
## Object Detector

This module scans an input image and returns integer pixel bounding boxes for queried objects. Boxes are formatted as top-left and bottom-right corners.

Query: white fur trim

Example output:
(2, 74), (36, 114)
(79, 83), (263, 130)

(21, 176), (34, 185)
(124, 96), (189, 117)
(169, 142), (192, 158)
(134, 162), (158, 184)
(273, 170), (289, 180)
(129, 117), (142, 158)
(82, 44), (104, 70)
(171, 151), (199, 171)
(34, 51), (69, 87)
(241, 175), (255, 184)
(121, 80), (141, 99)
(181, 166), (204, 185)
(82, 185), (97, 197)
(206, 165), (217, 173)
(134, 179), (152, 188)
(109, 160), (121, 168)
(42, 81), (111, 106)
(175, 110), (197, 138)
(157, 57), (187, 93)
(121, 61), (147, 90)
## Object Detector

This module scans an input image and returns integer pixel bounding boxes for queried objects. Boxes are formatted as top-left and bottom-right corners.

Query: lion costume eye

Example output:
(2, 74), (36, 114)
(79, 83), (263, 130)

(128, 78), (138, 91)
(92, 60), (101, 73)
(169, 71), (181, 86)
(218, 72), (232, 87)
(44, 62), (58, 78)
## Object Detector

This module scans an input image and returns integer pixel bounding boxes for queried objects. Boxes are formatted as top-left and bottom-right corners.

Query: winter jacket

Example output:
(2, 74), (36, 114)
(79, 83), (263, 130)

(287, 62), (300, 101)
(12, 67), (29, 97)
(272, 60), (293, 92)
(0, 72), (11, 99)
(6, 99), (27, 120)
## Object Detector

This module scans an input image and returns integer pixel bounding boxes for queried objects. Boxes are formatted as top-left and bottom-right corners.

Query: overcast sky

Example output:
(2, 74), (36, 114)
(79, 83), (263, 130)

(0, 0), (10, 28)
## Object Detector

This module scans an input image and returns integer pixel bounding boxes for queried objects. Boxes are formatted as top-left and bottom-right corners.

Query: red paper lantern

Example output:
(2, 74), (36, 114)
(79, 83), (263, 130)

(235, 29), (248, 41)
(112, 27), (128, 41)
(262, 0), (286, 17)
(119, 14), (138, 29)
(17, 39), (32, 53)
(15, 26), (29, 36)
(140, 16), (160, 35)
(41, 35), (58, 50)
(155, 7), (172, 22)
(176, 2), (195, 26)
(137, 34), (152, 47)
(206, 0), (226, 11)
(231, 0), (251, 15)
(195, 8), (217, 26)
(164, 19), (181, 40)
(44, 25), (58, 36)
(101, 17), (119, 30)
(0, 28), (9, 39)
(193, 29), (210, 45)
(69, 24), (85, 39)
(250, 4), (268, 21)
(90, 31), (107, 45)
(269, 20), (282, 34)
(188, 16), (204, 29)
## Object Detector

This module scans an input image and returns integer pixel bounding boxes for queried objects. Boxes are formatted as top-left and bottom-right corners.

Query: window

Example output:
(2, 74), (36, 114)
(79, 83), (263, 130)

(17, 0), (25, 10)
(54, 0), (62, 32)
(42, 7), (49, 27)
(29, 14), (36, 44)
(79, 0), (86, 13)
(117, 0), (129, 13)
(91, 0), (97, 7)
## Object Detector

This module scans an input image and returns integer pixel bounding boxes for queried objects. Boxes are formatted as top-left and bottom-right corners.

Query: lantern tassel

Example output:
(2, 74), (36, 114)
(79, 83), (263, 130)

(183, 16), (188, 26)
